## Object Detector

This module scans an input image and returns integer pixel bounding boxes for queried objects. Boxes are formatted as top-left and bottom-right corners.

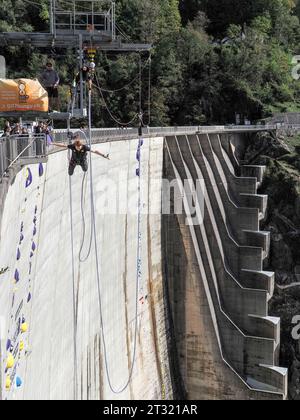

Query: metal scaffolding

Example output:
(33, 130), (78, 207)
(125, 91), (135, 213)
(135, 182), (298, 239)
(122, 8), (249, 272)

(51, 0), (116, 40)
(0, 0), (151, 121)
(0, 0), (150, 51)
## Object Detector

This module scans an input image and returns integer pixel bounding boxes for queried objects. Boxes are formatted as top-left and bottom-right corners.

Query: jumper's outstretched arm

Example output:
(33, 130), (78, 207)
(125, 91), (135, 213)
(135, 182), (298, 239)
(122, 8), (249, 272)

(91, 150), (110, 160)
(52, 142), (68, 149)
(52, 142), (110, 160)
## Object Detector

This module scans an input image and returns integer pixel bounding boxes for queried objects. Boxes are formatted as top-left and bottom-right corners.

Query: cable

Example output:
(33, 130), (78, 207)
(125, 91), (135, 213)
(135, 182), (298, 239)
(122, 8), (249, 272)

(95, 83), (138, 126)
(87, 89), (141, 394)
(139, 54), (142, 116)
(115, 23), (131, 43)
(68, 162), (78, 400)
(93, 54), (152, 127)
(78, 171), (93, 263)
(97, 56), (151, 94)
(67, 127), (94, 264)
(147, 53), (152, 126)
(93, 72), (139, 126)
(56, 0), (115, 17)
(140, 53), (152, 127)
(55, 0), (87, 11)
(21, 0), (45, 9)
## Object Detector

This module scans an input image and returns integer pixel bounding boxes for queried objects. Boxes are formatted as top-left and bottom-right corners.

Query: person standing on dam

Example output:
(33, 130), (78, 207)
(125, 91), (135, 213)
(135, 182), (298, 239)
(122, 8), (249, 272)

(52, 135), (110, 176)
(40, 62), (60, 112)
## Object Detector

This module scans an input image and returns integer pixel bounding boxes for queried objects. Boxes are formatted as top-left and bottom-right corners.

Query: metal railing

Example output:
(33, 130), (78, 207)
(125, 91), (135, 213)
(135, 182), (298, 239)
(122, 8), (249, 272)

(52, 0), (115, 37)
(0, 123), (288, 178)
(0, 134), (47, 177)
(55, 11), (108, 33)
(53, 124), (279, 144)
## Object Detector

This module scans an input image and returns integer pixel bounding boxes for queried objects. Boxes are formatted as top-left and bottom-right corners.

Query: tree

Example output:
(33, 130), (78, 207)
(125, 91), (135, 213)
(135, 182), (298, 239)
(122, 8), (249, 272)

(179, 0), (203, 25)
(0, 0), (300, 127)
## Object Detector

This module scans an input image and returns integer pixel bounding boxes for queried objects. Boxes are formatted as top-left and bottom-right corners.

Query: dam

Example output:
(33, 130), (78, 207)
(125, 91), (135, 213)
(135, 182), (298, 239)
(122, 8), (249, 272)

(0, 126), (288, 400)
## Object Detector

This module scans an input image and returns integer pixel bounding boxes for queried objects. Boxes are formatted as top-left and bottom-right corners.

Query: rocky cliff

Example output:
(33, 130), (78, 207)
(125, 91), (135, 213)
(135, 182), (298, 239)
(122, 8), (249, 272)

(243, 130), (300, 400)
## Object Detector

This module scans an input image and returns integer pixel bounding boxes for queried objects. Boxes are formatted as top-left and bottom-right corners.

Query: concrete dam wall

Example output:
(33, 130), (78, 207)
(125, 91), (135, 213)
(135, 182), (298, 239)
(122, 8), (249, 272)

(0, 130), (288, 400)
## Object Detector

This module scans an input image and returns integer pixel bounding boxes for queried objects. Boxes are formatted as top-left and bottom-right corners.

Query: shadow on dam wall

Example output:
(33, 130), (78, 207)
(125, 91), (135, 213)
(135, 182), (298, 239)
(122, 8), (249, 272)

(0, 130), (289, 400)
(162, 132), (288, 400)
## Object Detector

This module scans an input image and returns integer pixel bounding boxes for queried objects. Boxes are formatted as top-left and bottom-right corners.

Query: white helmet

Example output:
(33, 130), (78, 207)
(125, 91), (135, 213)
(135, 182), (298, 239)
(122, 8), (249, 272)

(89, 61), (96, 70)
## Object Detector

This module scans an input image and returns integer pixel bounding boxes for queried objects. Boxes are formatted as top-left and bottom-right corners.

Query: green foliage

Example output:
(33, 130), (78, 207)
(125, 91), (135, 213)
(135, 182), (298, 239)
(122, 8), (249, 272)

(251, 13), (272, 35)
(285, 133), (300, 149)
(262, 159), (299, 205)
(0, 0), (300, 126)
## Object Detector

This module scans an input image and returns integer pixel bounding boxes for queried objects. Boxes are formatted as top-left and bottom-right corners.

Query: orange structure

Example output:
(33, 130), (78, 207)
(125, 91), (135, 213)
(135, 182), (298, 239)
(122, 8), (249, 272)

(0, 79), (48, 113)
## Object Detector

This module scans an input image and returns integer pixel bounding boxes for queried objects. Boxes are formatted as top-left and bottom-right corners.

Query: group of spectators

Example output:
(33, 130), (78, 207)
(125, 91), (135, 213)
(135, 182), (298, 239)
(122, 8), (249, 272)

(2, 120), (54, 145)
(2, 122), (28, 137)
(0, 60), (94, 149)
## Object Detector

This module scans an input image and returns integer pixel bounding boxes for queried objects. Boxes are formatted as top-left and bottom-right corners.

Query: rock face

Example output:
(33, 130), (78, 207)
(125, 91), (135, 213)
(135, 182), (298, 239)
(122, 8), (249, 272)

(243, 130), (300, 400)
(244, 131), (291, 163)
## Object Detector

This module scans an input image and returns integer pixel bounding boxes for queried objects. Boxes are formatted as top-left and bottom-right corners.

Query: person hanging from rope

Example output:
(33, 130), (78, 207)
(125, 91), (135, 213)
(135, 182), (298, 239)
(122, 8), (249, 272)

(71, 65), (93, 98)
(69, 65), (93, 111)
(52, 134), (110, 176)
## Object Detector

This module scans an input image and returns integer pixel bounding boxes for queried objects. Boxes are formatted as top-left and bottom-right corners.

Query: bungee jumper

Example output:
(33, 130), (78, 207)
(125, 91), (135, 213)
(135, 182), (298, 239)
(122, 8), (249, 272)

(52, 134), (110, 176)
(70, 65), (93, 108)
(75, 66), (93, 91)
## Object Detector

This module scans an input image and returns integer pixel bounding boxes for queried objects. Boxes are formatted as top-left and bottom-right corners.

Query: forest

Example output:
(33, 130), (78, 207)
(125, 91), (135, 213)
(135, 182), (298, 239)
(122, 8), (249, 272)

(0, 0), (300, 127)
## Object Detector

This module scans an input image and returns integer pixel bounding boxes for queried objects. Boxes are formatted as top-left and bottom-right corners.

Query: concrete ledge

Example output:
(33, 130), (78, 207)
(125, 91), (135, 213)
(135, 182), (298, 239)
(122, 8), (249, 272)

(242, 165), (266, 185)
(19, 157), (48, 166)
(219, 133), (243, 174)
(243, 230), (270, 259)
(196, 135), (261, 242)
(240, 270), (275, 299)
(248, 315), (280, 344)
(255, 365), (288, 399)
(177, 135), (262, 267)
(239, 247), (263, 272)
(239, 193), (268, 217)
(209, 133), (258, 198)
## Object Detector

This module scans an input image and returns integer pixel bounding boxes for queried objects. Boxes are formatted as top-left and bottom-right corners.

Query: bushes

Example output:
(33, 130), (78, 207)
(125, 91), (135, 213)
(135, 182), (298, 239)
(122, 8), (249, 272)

(0, 0), (300, 126)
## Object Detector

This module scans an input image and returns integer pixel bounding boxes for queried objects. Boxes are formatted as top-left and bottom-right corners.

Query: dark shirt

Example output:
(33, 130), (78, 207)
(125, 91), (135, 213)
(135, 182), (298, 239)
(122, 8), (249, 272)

(40, 69), (60, 88)
(68, 144), (91, 162)
(35, 126), (43, 134)
(75, 69), (91, 85)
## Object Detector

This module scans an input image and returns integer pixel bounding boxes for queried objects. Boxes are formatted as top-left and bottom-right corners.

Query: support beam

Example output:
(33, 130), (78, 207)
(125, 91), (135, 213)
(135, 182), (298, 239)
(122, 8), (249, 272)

(0, 33), (151, 51)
